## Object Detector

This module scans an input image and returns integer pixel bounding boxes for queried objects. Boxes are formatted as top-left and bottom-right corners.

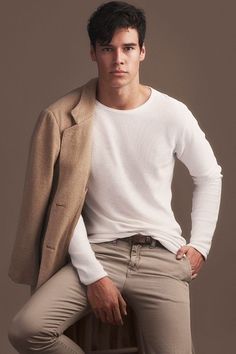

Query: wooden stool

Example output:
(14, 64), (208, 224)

(65, 306), (145, 353)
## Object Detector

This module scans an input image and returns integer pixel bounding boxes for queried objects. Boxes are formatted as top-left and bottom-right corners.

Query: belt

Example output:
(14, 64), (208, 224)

(122, 234), (165, 248)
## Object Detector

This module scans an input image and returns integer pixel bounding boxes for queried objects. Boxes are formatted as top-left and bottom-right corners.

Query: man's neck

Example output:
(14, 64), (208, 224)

(96, 80), (151, 110)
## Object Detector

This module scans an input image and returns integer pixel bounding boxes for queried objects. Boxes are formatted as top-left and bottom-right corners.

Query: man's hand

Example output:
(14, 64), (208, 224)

(176, 246), (205, 280)
(87, 276), (127, 326)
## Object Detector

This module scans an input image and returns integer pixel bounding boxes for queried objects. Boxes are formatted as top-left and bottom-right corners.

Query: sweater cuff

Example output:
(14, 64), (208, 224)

(69, 250), (109, 285)
(74, 265), (108, 286)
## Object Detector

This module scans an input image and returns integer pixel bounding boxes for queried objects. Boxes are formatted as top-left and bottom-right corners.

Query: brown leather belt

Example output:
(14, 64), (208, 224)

(122, 234), (165, 248)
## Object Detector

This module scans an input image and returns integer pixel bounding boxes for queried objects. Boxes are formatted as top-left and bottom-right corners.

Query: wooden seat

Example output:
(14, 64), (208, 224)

(65, 306), (145, 353)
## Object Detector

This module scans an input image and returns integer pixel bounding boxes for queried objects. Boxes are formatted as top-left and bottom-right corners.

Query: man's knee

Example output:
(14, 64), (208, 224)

(8, 309), (56, 351)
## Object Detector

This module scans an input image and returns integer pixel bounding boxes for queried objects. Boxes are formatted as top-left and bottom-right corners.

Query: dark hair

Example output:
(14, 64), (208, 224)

(87, 1), (146, 50)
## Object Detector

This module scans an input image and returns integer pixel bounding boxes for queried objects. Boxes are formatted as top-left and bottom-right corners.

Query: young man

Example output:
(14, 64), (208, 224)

(8, 1), (223, 353)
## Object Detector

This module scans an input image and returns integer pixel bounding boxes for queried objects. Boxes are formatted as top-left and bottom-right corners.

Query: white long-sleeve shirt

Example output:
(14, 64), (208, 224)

(68, 87), (223, 285)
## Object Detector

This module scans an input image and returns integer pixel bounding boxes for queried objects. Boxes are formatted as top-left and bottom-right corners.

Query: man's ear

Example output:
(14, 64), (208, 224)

(90, 45), (97, 62)
(139, 43), (146, 62)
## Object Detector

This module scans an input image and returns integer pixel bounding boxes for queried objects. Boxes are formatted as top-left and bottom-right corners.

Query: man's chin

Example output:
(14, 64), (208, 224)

(106, 77), (129, 89)
(98, 75), (131, 89)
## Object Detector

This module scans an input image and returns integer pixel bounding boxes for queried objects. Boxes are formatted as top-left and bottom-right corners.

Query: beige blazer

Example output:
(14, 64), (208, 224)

(8, 77), (98, 291)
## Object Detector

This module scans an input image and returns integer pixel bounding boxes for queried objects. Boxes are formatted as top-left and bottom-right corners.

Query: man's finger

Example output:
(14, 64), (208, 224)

(112, 302), (124, 325)
(118, 292), (127, 316)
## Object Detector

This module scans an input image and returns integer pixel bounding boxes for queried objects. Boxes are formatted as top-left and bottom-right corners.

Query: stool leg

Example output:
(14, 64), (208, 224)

(84, 313), (93, 352)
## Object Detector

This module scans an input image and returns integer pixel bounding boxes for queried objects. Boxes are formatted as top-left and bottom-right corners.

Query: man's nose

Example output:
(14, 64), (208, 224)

(113, 48), (124, 65)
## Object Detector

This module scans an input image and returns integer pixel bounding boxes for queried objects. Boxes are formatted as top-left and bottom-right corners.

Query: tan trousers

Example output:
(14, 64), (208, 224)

(8, 239), (195, 354)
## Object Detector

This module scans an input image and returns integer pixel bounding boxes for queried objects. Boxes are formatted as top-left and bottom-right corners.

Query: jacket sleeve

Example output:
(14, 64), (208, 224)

(8, 109), (61, 286)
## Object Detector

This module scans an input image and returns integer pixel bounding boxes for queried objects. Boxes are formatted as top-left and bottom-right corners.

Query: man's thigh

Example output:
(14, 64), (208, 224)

(12, 262), (90, 337)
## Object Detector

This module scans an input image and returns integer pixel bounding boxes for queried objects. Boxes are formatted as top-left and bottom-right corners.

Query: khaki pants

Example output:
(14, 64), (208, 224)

(8, 239), (195, 354)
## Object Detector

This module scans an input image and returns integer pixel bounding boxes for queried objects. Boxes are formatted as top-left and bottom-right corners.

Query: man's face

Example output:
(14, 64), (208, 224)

(90, 27), (146, 88)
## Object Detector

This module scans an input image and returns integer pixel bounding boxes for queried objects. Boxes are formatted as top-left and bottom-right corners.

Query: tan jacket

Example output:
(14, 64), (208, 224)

(8, 77), (98, 291)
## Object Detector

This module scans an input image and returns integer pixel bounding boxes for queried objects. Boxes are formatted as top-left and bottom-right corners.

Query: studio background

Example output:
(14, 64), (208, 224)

(1, 1), (235, 353)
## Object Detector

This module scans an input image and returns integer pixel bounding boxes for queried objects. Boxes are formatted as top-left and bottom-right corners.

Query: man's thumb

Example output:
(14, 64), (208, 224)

(176, 246), (188, 259)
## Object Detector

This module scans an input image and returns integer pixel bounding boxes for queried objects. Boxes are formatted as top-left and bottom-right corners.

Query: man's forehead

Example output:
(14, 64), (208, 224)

(97, 27), (139, 46)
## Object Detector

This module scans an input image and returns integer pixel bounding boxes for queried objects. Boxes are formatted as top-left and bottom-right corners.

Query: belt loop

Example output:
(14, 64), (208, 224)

(150, 239), (157, 248)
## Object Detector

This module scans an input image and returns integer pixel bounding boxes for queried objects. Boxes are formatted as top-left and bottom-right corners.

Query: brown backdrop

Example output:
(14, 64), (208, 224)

(1, 1), (235, 353)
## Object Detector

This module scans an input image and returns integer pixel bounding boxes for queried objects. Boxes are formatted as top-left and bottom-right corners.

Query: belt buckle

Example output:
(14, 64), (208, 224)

(132, 234), (152, 245)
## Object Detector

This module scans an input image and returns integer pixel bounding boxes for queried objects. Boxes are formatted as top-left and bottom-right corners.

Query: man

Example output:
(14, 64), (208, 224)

(8, 1), (223, 353)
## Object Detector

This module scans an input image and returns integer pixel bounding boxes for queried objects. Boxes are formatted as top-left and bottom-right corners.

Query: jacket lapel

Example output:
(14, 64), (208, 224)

(54, 78), (98, 208)
(71, 77), (98, 125)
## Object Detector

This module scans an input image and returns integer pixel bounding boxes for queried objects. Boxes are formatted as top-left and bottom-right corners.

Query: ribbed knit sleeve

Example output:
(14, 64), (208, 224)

(175, 105), (223, 259)
(68, 215), (108, 285)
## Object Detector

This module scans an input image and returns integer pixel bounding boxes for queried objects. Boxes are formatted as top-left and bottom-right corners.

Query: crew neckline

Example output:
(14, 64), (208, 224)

(95, 86), (154, 113)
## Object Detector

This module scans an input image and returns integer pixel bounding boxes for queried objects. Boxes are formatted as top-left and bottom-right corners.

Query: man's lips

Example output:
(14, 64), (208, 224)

(110, 70), (127, 74)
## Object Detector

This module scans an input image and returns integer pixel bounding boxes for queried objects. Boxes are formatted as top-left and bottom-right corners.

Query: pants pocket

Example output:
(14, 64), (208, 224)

(183, 255), (193, 282)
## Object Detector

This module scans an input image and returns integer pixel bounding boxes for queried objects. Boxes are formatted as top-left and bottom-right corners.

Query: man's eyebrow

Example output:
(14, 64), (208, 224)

(123, 43), (138, 46)
(98, 43), (138, 47)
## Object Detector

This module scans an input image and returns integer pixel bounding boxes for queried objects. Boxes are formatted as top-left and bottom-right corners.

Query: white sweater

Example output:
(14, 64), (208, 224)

(68, 87), (223, 285)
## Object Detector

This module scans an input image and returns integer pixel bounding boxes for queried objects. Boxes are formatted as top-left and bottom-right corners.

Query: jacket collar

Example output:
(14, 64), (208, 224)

(71, 77), (98, 125)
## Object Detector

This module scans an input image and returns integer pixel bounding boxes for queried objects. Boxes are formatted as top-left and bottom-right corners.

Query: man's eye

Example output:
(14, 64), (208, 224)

(102, 47), (112, 52)
(124, 47), (134, 51)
